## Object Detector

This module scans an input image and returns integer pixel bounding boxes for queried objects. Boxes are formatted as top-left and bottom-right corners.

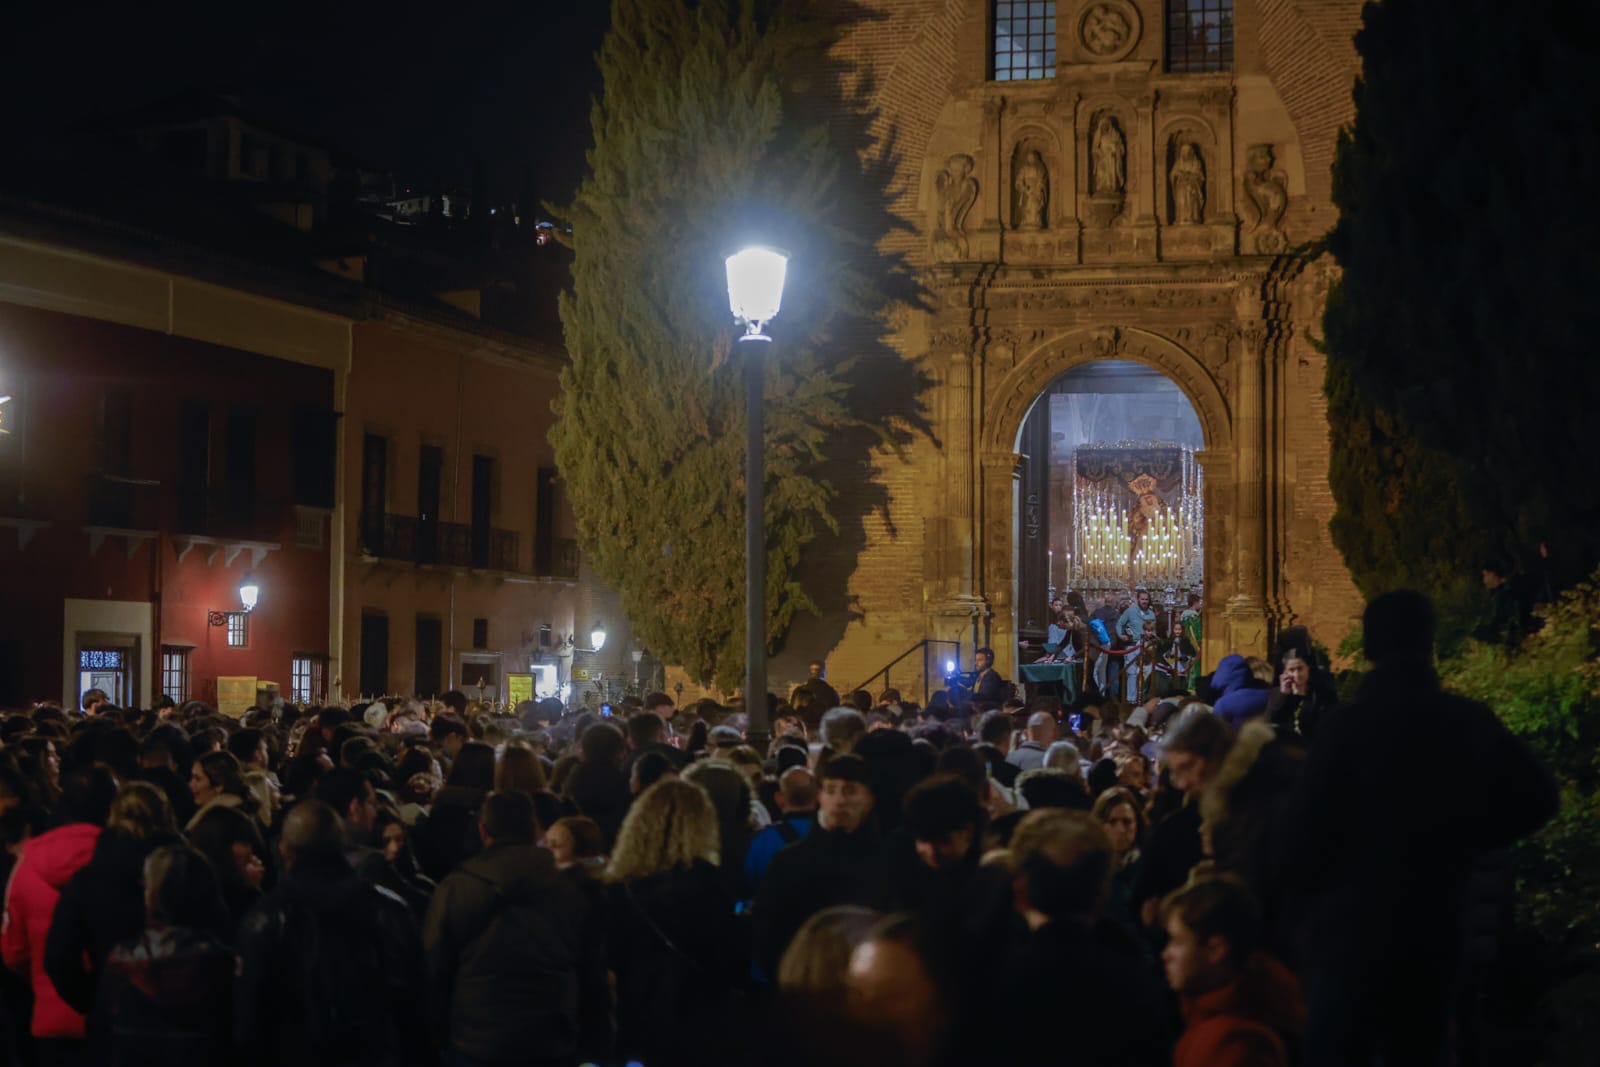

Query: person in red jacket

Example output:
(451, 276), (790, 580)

(1161, 874), (1305, 1067)
(1, 765), (116, 1066)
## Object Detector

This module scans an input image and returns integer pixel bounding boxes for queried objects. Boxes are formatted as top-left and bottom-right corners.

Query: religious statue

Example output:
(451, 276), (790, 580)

(1126, 477), (1163, 575)
(1169, 141), (1206, 224)
(1092, 115), (1126, 197)
(933, 153), (979, 259)
(1013, 149), (1048, 231)
(1243, 143), (1290, 253)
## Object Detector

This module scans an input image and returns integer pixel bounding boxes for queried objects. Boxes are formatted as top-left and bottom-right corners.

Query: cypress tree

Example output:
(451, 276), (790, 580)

(1323, 0), (1600, 605)
(553, 0), (914, 687)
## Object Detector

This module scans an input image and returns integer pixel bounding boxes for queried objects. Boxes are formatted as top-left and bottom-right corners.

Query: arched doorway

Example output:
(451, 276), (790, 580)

(974, 326), (1236, 693)
(1014, 361), (1204, 701)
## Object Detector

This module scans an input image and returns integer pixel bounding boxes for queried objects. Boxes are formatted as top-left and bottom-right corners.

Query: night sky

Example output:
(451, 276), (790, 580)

(1, 0), (614, 207)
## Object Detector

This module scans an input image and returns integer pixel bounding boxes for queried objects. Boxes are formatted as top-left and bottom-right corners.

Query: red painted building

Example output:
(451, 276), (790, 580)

(0, 218), (350, 711)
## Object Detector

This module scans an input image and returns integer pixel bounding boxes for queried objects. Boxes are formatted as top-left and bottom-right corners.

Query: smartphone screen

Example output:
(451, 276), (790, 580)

(601, 704), (612, 717)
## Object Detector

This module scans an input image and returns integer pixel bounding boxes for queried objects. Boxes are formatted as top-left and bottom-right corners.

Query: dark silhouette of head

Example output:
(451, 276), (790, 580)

(1362, 590), (1435, 666)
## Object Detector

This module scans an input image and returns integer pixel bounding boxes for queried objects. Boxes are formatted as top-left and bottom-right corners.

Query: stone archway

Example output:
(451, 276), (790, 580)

(985, 326), (1232, 455)
(977, 326), (1239, 678)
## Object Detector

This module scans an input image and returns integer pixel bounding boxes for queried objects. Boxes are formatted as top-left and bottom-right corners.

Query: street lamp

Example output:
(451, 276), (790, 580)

(725, 246), (788, 751)
(209, 574), (260, 627)
(589, 621), (607, 652)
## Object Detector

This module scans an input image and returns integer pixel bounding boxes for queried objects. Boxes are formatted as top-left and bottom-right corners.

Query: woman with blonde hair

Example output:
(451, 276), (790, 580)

(776, 905), (881, 999)
(606, 777), (745, 1066)
(44, 781), (182, 1016)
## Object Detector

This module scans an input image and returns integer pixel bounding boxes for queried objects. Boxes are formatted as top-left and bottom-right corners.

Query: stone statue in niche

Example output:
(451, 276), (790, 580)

(1081, 3), (1131, 56)
(1243, 143), (1290, 253)
(933, 153), (979, 259)
(1092, 115), (1126, 197)
(1012, 148), (1049, 231)
(1169, 141), (1206, 224)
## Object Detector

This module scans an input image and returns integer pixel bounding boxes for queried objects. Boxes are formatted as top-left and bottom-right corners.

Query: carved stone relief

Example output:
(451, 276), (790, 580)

(1011, 146), (1049, 231)
(932, 153), (979, 260)
(983, 283), (1234, 312)
(1242, 144), (1290, 254)
(1077, 1), (1141, 63)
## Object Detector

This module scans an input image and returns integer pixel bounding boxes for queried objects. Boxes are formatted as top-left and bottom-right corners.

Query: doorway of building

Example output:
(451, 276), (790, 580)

(77, 647), (130, 707)
(1015, 360), (1205, 702)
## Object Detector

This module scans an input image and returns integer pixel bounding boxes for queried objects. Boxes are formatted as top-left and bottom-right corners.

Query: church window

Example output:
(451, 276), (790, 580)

(1166, 0), (1233, 73)
(993, 1), (1056, 81)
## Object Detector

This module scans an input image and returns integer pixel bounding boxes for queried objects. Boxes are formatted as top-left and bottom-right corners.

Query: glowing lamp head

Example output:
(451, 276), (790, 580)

(725, 247), (788, 338)
(946, 659), (956, 674)
(238, 577), (260, 613)
(589, 623), (607, 652)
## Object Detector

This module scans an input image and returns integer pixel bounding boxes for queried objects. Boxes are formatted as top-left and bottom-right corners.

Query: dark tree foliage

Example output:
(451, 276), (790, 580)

(1323, 0), (1600, 604)
(553, 0), (924, 687)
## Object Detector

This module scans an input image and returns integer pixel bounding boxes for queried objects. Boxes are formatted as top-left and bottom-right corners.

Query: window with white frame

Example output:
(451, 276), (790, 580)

(227, 612), (249, 648)
(160, 647), (191, 703)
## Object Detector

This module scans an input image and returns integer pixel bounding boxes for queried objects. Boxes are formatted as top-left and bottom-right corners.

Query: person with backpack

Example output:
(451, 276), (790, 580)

(233, 800), (425, 1067)
(422, 791), (609, 1067)
(742, 767), (817, 905)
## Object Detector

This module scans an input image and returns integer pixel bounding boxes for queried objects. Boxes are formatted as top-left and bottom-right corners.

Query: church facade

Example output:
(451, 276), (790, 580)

(777, 0), (1369, 696)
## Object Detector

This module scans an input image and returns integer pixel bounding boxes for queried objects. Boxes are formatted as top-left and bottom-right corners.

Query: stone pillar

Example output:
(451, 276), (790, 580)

(1224, 320), (1270, 656)
(946, 346), (975, 593)
(979, 451), (1021, 677)
(979, 96), (1006, 235)
(1194, 448), (1229, 673)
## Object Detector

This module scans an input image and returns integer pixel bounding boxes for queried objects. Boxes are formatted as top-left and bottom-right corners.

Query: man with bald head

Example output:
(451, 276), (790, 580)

(1006, 711), (1059, 773)
(742, 766), (818, 903)
(234, 801), (425, 1063)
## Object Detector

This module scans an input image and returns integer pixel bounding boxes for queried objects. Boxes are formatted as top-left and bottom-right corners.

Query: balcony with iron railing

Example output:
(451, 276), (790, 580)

(359, 512), (578, 580)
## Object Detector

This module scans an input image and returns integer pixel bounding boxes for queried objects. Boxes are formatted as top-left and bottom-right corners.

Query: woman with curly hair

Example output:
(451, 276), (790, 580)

(606, 777), (745, 1066)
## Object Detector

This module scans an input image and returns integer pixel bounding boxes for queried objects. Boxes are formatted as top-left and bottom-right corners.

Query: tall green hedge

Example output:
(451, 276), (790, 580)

(1323, 0), (1600, 606)
(552, 0), (920, 687)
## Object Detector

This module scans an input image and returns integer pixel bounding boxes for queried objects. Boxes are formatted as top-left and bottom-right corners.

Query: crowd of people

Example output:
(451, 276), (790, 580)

(0, 590), (1557, 1067)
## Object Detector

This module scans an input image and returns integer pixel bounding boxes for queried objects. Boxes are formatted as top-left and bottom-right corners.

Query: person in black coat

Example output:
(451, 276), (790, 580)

(751, 754), (894, 980)
(1266, 633), (1339, 745)
(971, 647), (1010, 708)
(89, 844), (234, 1066)
(561, 723), (633, 849)
(44, 782), (183, 1017)
(1001, 808), (1173, 1067)
(1132, 710), (1234, 928)
(185, 804), (267, 940)
(605, 778), (746, 1067)
(1284, 590), (1558, 1067)
(423, 792), (608, 1066)
(413, 741), (493, 881)
(234, 800), (426, 1067)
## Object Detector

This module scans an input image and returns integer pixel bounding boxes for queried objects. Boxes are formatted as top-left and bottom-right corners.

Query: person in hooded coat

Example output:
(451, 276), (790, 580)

(1208, 655), (1272, 729)
(88, 844), (234, 1066)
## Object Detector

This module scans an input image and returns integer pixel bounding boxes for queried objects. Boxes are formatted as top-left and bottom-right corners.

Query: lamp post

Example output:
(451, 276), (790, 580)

(725, 246), (787, 752)
(209, 574), (260, 627)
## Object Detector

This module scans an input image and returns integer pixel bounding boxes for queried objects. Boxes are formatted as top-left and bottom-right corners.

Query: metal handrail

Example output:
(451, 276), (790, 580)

(849, 638), (963, 705)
